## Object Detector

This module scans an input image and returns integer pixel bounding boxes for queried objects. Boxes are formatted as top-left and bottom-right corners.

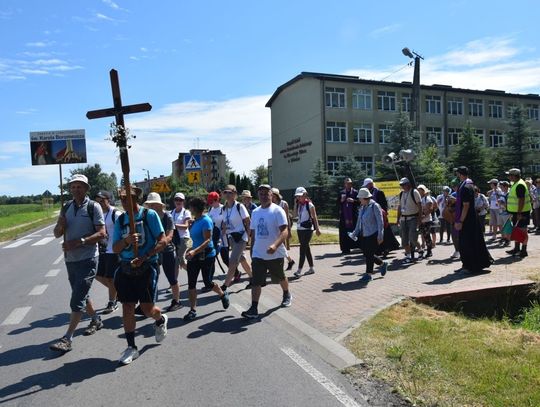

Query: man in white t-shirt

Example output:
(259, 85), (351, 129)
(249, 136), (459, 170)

(171, 192), (191, 272)
(242, 184), (291, 320)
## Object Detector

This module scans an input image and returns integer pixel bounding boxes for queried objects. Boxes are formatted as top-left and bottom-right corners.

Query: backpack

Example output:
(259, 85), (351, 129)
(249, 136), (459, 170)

(61, 199), (98, 231)
(399, 189), (419, 205)
(118, 208), (158, 242)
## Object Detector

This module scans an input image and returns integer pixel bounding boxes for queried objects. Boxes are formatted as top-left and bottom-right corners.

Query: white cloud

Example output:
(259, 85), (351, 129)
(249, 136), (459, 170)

(96, 13), (115, 21)
(0, 57), (83, 81)
(102, 0), (120, 9)
(369, 23), (401, 38)
(25, 41), (55, 48)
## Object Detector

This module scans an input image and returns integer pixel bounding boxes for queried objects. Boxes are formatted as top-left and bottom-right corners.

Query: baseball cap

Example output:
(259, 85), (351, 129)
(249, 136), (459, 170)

(207, 191), (220, 205)
(118, 186), (142, 198)
(95, 191), (112, 200)
(455, 166), (469, 175)
(294, 186), (307, 196)
(68, 174), (90, 187)
(505, 168), (521, 176)
(174, 192), (185, 200)
(223, 184), (237, 193)
(361, 178), (374, 187)
(487, 179), (499, 184)
(399, 177), (410, 185)
(257, 184), (272, 191)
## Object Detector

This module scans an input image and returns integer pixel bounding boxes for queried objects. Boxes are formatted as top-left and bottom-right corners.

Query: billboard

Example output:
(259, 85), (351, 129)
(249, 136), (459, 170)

(30, 129), (87, 165)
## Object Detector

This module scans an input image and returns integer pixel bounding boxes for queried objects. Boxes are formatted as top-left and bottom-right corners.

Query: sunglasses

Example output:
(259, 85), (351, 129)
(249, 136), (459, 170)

(223, 191), (234, 194)
(174, 198), (184, 202)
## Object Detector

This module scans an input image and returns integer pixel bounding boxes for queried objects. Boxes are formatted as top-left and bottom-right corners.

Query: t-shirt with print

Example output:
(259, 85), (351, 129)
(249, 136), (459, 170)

(208, 204), (228, 247)
(223, 201), (250, 242)
(297, 202), (314, 230)
(103, 206), (122, 254)
(113, 207), (164, 263)
(188, 215), (216, 259)
(171, 207), (191, 239)
(64, 197), (105, 262)
(250, 203), (288, 260)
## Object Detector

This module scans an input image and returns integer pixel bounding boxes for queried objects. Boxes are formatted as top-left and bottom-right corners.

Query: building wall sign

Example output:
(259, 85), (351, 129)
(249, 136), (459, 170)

(280, 137), (313, 164)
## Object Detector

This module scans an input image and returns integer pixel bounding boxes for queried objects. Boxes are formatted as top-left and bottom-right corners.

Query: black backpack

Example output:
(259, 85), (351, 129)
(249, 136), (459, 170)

(61, 199), (98, 231)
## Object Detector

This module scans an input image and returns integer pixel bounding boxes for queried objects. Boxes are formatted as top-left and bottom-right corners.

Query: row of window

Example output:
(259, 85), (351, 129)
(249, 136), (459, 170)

(325, 87), (540, 120)
(327, 155), (374, 176)
(326, 121), (540, 149)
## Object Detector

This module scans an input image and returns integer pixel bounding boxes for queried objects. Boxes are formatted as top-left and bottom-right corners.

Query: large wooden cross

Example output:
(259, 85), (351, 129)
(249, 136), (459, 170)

(86, 69), (152, 257)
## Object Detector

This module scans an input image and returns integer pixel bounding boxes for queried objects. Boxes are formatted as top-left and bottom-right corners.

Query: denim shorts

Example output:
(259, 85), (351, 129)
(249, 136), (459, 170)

(66, 256), (98, 312)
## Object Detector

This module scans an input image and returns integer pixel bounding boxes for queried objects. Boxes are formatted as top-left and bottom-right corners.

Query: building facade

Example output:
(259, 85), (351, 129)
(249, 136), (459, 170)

(172, 149), (227, 190)
(266, 72), (540, 191)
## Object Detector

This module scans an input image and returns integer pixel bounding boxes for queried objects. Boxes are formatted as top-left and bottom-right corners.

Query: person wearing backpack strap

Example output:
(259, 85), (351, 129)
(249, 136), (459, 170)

(397, 177), (422, 263)
(112, 186), (168, 365)
(171, 192), (192, 274)
(95, 190), (122, 315)
(293, 186), (321, 278)
(49, 174), (106, 354)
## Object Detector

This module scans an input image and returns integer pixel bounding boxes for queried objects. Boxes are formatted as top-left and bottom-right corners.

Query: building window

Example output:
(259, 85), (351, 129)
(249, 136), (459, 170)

(377, 91), (396, 111)
(448, 128), (462, 146)
(325, 87), (346, 108)
(488, 100), (503, 118)
(353, 123), (373, 143)
(476, 129), (485, 146)
(469, 99), (484, 117)
(426, 126), (443, 146)
(489, 130), (504, 148)
(355, 156), (375, 176)
(326, 121), (347, 143)
(527, 104), (539, 120)
(352, 89), (372, 110)
(327, 155), (344, 176)
(447, 97), (464, 115)
(378, 124), (391, 144)
(530, 163), (540, 174)
(401, 93), (411, 112)
(425, 95), (442, 114)
(531, 142), (540, 150)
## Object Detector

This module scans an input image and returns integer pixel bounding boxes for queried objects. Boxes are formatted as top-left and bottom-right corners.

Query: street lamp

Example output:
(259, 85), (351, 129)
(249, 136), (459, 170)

(142, 168), (150, 193)
(402, 47), (424, 133)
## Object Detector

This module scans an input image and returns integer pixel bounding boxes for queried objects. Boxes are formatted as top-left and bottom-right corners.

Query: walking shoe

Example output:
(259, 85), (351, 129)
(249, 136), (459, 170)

(49, 337), (72, 352)
(519, 250), (528, 258)
(417, 250), (424, 259)
(118, 346), (139, 365)
(293, 269), (302, 278)
(359, 273), (372, 282)
(102, 301), (118, 315)
(304, 267), (315, 275)
(425, 250), (433, 258)
(241, 307), (259, 319)
(281, 292), (292, 307)
(183, 309), (197, 321)
(154, 314), (168, 343)
(451, 251), (460, 259)
(200, 285), (213, 293)
(380, 261), (388, 277)
(506, 248), (520, 255)
(83, 318), (103, 336)
(286, 260), (295, 271)
(221, 291), (230, 309)
(245, 281), (253, 290)
(165, 300), (182, 312)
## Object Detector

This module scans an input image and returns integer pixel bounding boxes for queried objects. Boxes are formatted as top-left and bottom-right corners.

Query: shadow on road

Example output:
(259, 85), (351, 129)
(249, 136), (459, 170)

(7, 313), (70, 336)
(425, 269), (491, 285)
(186, 314), (248, 339)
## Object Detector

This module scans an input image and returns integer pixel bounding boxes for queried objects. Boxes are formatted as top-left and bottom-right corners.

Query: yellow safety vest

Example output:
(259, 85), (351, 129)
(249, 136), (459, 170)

(507, 178), (532, 213)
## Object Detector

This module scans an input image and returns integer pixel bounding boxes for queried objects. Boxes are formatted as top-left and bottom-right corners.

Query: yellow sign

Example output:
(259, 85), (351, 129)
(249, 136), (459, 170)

(188, 171), (201, 184)
(377, 181), (401, 224)
(151, 181), (171, 193)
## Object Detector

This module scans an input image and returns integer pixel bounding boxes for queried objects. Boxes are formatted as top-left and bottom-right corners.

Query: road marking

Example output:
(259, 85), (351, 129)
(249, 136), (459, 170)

(281, 347), (363, 407)
(3, 239), (32, 249)
(1, 307), (31, 325)
(29, 284), (48, 295)
(45, 269), (61, 277)
(53, 254), (64, 264)
(32, 236), (55, 246)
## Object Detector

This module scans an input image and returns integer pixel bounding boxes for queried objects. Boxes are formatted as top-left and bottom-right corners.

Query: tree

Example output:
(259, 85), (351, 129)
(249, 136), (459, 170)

(250, 164), (269, 187)
(310, 158), (334, 216)
(66, 164), (118, 199)
(310, 158), (331, 187)
(415, 145), (447, 187)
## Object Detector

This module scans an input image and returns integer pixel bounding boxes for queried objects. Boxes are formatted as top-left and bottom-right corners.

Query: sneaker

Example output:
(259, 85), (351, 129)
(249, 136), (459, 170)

(451, 251), (460, 259)
(286, 260), (295, 271)
(359, 273), (372, 282)
(154, 314), (168, 343)
(304, 268), (315, 275)
(165, 300), (182, 313)
(118, 346), (139, 365)
(241, 307), (259, 319)
(221, 291), (230, 309)
(49, 337), (72, 352)
(183, 309), (197, 321)
(380, 261), (388, 277)
(102, 301), (118, 315)
(200, 286), (213, 293)
(293, 269), (302, 278)
(281, 292), (292, 307)
(83, 318), (103, 336)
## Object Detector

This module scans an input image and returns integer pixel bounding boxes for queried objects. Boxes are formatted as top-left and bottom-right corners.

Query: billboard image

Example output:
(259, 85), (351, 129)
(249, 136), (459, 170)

(30, 129), (87, 166)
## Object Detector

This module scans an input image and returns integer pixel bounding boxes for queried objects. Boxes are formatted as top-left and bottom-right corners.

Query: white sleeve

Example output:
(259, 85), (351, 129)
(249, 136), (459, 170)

(239, 203), (250, 219)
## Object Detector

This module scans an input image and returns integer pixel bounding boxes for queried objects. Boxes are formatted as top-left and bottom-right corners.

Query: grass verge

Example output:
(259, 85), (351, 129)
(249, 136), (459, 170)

(345, 300), (540, 407)
(0, 204), (59, 242)
(289, 232), (339, 245)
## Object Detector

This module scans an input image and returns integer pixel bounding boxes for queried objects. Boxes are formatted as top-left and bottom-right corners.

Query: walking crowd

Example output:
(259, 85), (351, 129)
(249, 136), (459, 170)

(49, 166), (539, 365)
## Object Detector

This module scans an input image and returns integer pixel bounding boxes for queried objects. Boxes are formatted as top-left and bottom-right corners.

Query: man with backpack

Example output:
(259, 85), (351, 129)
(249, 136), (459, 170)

(397, 177), (422, 263)
(49, 174), (106, 353)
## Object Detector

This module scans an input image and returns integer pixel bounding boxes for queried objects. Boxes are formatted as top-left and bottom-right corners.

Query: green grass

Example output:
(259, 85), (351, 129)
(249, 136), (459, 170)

(289, 231), (339, 245)
(0, 204), (59, 241)
(517, 301), (540, 333)
(346, 300), (540, 407)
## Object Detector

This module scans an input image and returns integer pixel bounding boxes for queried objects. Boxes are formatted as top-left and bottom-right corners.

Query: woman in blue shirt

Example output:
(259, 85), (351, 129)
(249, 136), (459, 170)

(183, 197), (230, 321)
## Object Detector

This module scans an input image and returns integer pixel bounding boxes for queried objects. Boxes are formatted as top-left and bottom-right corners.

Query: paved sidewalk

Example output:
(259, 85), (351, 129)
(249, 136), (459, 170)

(248, 233), (539, 343)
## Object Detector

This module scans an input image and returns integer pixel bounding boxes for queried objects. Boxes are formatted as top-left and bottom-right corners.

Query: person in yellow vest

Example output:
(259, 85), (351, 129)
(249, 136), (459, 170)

(505, 168), (532, 258)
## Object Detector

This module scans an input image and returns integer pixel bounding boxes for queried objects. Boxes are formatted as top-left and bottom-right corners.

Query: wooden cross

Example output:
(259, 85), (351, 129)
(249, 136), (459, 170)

(86, 69), (152, 258)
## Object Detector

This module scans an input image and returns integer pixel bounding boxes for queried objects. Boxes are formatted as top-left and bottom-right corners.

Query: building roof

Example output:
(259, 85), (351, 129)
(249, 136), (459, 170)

(265, 71), (540, 108)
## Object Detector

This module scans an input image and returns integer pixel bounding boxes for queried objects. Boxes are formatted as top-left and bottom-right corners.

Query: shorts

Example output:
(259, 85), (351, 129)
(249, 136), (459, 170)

(228, 237), (247, 265)
(400, 217), (418, 248)
(511, 212), (531, 228)
(489, 209), (502, 226)
(114, 261), (159, 304)
(161, 250), (177, 285)
(252, 257), (285, 286)
(186, 256), (215, 290)
(97, 253), (120, 279)
(175, 237), (192, 269)
(66, 257), (98, 312)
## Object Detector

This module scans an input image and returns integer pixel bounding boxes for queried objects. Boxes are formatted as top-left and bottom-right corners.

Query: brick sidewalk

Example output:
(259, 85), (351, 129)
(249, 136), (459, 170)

(252, 233), (539, 342)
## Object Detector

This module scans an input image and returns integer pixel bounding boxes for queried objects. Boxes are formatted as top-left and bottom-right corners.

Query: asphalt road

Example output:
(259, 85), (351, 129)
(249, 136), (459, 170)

(0, 224), (366, 407)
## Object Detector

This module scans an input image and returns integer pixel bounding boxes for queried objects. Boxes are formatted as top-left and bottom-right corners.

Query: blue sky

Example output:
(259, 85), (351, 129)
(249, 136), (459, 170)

(1, 0), (540, 196)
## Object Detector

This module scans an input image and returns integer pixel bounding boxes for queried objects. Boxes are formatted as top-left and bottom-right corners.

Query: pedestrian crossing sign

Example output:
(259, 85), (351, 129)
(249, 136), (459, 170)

(184, 154), (201, 171)
(187, 171), (201, 184)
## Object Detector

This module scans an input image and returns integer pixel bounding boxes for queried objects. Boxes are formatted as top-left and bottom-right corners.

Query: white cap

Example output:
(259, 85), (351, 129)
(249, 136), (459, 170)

(174, 192), (185, 200)
(294, 186), (307, 196)
(361, 178), (374, 187)
(68, 173), (90, 187)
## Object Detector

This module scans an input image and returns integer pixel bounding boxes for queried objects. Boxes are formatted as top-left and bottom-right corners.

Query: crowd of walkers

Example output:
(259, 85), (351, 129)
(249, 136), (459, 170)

(49, 166), (539, 364)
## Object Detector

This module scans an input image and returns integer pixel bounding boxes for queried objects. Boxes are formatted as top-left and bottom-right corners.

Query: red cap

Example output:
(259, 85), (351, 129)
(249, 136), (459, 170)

(207, 191), (220, 205)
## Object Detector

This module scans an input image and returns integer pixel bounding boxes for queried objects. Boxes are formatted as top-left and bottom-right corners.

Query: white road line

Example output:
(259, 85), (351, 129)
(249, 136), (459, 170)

(45, 269), (61, 277)
(1, 307), (31, 325)
(32, 236), (55, 246)
(3, 239), (32, 249)
(281, 347), (363, 407)
(53, 254), (64, 264)
(29, 284), (48, 295)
